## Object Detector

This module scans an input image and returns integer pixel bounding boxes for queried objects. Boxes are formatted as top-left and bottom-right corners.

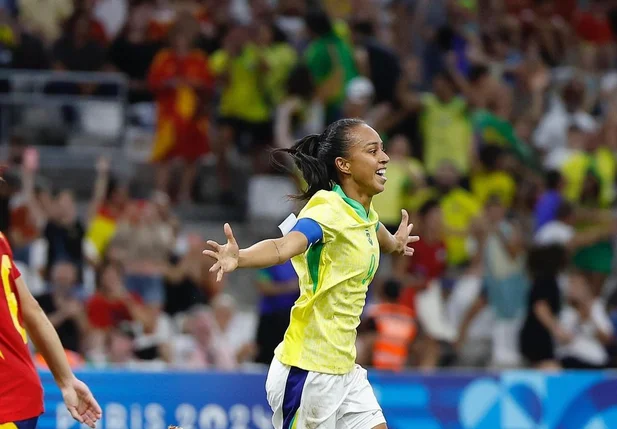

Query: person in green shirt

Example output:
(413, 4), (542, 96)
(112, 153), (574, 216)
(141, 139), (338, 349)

(304, 10), (358, 124)
(472, 108), (540, 171)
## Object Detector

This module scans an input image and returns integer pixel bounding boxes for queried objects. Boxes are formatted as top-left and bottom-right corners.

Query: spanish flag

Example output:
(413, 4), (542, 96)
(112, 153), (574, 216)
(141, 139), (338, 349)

(85, 207), (119, 263)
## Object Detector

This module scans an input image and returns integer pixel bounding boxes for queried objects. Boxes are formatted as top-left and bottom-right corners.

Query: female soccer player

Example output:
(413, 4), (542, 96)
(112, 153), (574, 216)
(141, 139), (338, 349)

(203, 118), (419, 429)
(0, 168), (101, 428)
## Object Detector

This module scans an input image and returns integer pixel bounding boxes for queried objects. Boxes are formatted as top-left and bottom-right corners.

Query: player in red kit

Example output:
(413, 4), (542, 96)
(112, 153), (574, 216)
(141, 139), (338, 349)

(0, 231), (102, 429)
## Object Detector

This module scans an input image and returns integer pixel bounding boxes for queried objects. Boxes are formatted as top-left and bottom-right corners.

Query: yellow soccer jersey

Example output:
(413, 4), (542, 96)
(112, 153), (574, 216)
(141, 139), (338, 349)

(274, 185), (380, 374)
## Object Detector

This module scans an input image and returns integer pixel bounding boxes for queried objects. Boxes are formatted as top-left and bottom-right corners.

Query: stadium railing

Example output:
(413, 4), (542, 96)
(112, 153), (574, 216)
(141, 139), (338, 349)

(0, 69), (133, 195)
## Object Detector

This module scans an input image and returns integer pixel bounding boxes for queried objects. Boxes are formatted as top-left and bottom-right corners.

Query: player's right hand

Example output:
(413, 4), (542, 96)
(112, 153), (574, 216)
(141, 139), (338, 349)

(203, 223), (240, 282)
(61, 377), (102, 428)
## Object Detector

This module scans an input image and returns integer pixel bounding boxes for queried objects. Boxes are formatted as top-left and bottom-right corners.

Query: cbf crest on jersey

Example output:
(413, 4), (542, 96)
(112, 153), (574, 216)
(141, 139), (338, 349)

(365, 229), (373, 246)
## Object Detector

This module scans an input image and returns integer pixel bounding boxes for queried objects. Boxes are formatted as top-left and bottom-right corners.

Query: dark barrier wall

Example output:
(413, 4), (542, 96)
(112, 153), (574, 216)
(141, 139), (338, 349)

(39, 370), (617, 429)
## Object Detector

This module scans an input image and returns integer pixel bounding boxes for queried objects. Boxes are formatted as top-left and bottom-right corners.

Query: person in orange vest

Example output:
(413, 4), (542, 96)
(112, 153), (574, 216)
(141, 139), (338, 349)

(359, 279), (418, 371)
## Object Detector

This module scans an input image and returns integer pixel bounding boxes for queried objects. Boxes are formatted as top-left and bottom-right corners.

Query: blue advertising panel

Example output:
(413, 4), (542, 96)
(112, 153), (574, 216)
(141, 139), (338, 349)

(39, 371), (273, 429)
(38, 370), (617, 429)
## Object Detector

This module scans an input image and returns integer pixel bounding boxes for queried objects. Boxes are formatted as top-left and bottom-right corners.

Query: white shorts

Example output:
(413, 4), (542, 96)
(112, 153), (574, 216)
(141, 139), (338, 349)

(266, 358), (386, 429)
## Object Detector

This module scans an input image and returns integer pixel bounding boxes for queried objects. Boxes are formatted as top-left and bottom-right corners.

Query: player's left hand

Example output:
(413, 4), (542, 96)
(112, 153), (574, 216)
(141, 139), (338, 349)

(394, 209), (420, 256)
(61, 377), (102, 428)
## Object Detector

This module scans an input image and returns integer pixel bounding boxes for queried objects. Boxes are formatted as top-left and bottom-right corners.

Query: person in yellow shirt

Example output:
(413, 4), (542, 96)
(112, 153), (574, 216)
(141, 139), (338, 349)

(560, 144), (615, 209)
(435, 161), (482, 267)
(19, 0), (73, 44)
(210, 25), (273, 202)
(257, 22), (298, 107)
(398, 71), (473, 176)
(203, 119), (419, 429)
(471, 145), (517, 209)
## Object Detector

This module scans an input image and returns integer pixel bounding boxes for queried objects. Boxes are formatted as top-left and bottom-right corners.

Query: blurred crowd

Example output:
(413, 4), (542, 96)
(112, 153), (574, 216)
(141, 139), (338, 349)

(3, 0), (617, 372)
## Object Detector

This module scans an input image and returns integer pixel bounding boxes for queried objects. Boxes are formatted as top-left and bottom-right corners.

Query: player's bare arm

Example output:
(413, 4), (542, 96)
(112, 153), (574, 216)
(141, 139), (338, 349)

(203, 223), (308, 281)
(377, 209), (419, 255)
(15, 276), (102, 427)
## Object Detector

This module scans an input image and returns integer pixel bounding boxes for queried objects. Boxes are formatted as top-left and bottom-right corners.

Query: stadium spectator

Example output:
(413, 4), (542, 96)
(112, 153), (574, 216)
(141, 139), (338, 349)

(535, 201), (616, 266)
(533, 79), (598, 161)
(558, 272), (614, 369)
(84, 157), (130, 265)
(457, 195), (529, 368)
(110, 201), (172, 319)
(254, 259), (299, 365)
(433, 162), (482, 269)
(534, 170), (564, 231)
(470, 145), (517, 209)
(148, 12), (213, 203)
(73, 0), (109, 45)
(211, 294), (256, 365)
(519, 244), (568, 369)
(86, 262), (153, 336)
(106, 0), (162, 104)
(423, 71), (474, 177)
(93, 321), (166, 369)
(172, 305), (236, 370)
(257, 21), (297, 108)
(51, 10), (106, 74)
(395, 199), (450, 368)
(0, 11), (49, 70)
(350, 19), (401, 105)
(43, 190), (84, 280)
(104, 323), (138, 367)
(273, 64), (322, 150)
(357, 279), (417, 371)
(304, 9), (357, 124)
(210, 23), (273, 202)
(9, 149), (50, 265)
(36, 261), (87, 354)
(164, 233), (219, 318)
(18, 0), (73, 44)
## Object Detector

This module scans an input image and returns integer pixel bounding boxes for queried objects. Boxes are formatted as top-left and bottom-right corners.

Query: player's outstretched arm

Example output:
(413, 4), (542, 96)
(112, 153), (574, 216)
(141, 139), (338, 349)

(15, 276), (102, 428)
(377, 209), (420, 255)
(203, 223), (308, 282)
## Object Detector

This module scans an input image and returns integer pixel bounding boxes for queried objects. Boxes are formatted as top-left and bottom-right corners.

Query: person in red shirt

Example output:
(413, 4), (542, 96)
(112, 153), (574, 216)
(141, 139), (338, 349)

(394, 199), (448, 368)
(148, 12), (214, 203)
(87, 262), (154, 332)
(0, 231), (101, 428)
(574, 2), (614, 46)
(395, 199), (447, 311)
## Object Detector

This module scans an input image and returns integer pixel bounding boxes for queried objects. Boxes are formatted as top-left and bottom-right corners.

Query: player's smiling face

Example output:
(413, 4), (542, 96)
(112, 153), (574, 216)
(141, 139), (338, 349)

(341, 124), (390, 196)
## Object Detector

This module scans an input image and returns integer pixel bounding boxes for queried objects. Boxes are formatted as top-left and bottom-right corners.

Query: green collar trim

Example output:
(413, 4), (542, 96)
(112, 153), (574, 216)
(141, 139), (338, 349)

(332, 184), (370, 221)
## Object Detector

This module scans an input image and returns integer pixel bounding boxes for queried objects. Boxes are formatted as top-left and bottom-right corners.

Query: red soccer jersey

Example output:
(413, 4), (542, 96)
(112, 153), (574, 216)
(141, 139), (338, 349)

(0, 232), (44, 423)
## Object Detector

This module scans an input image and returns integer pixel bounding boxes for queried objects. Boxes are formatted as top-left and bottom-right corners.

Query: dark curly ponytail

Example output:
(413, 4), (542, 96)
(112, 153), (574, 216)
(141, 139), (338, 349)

(272, 118), (365, 200)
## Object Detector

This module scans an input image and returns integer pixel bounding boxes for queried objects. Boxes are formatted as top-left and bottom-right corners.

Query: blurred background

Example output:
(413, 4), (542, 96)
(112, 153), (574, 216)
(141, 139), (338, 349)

(5, 0), (617, 427)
